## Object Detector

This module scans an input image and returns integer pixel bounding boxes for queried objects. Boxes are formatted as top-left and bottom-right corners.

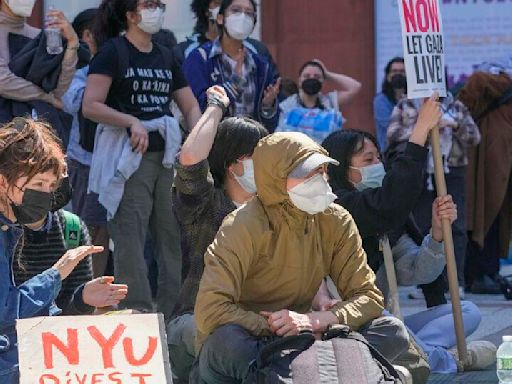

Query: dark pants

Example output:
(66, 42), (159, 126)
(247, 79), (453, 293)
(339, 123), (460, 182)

(413, 167), (467, 306)
(197, 317), (409, 383)
(465, 218), (501, 285)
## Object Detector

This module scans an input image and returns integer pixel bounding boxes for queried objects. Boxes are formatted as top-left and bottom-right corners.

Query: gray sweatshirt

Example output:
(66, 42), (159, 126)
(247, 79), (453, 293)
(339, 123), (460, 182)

(0, 11), (77, 103)
(376, 234), (446, 302)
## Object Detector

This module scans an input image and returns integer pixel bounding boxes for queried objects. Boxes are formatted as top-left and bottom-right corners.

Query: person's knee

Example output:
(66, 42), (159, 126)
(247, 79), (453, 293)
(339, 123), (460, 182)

(377, 316), (410, 356)
(461, 301), (482, 331)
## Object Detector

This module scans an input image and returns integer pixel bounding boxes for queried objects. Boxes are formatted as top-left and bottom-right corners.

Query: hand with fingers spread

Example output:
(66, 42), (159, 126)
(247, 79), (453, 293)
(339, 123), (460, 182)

(129, 119), (149, 154)
(431, 195), (458, 242)
(83, 276), (128, 308)
(52, 245), (104, 280)
(46, 9), (79, 47)
(262, 77), (282, 107)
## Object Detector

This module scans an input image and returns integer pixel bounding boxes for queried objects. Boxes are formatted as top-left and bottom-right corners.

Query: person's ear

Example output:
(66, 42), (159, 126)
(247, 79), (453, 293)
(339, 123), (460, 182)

(126, 9), (140, 26)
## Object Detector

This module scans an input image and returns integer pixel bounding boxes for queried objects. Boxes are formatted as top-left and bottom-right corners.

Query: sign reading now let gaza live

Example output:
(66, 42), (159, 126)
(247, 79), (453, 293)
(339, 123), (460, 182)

(16, 314), (173, 384)
(397, 0), (447, 99)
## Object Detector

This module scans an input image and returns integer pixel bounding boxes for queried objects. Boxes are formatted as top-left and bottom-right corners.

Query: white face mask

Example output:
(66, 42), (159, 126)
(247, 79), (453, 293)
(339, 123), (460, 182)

(6, 0), (36, 17)
(232, 159), (257, 194)
(224, 13), (254, 41)
(138, 8), (165, 35)
(288, 173), (337, 215)
(209, 6), (220, 21)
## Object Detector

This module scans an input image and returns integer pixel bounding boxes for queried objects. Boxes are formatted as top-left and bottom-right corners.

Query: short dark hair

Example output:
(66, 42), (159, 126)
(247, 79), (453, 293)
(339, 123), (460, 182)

(93, 0), (138, 48)
(298, 61), (326, 79)
(72, 8), (97, 38)
(219, 0), (258, 23)
(321, 129), (380, 192)
(208, 117), (268, 187)
(381, 57), (405, 103)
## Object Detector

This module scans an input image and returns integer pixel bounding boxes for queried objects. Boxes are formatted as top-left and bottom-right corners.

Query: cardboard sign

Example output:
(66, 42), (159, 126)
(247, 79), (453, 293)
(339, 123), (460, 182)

(397, 0), (447, 98)
(16, 314), (173, 384)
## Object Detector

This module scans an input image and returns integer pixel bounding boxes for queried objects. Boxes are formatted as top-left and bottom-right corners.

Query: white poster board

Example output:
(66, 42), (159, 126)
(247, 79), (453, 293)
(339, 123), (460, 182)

(17, 314), (172, 384)
(397, 0), (446, 98)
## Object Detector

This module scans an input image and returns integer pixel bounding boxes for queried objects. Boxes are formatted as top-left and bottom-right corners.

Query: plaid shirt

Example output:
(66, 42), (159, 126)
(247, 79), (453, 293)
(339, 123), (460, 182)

(387, 93), (481, 167)
(210, 38), (257, 117)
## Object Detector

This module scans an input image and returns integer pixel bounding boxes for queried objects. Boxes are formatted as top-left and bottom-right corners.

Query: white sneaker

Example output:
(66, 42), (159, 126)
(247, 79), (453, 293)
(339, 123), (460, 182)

(407, 288), (425, 300)
(449, 341), (497, 371)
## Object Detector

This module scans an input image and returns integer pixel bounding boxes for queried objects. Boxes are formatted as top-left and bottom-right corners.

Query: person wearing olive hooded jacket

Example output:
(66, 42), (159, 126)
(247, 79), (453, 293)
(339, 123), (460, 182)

(194, 131), (409, 382)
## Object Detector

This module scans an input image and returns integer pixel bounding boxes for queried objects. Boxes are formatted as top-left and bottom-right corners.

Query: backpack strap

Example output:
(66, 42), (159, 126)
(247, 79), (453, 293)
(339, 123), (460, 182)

(61, 210), (81, 249)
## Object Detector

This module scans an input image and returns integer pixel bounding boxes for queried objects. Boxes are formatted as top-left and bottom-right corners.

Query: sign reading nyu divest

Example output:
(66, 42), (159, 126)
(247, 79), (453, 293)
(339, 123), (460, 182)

(16, 314), (172, 384)
(397, 0), (447, 98)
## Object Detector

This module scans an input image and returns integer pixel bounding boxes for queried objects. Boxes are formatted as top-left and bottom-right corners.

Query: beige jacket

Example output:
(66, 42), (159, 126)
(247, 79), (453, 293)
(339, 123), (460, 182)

(194, 132), (384, 350)
(0, 11), (77, 103)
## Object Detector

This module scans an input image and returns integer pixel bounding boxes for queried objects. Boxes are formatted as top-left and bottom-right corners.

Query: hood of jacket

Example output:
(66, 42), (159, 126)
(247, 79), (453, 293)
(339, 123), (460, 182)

(252, 132), (331, 223)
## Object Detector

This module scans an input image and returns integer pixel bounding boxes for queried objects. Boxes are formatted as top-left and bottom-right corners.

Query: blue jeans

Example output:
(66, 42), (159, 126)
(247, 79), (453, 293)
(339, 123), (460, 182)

(197, 316), (409, 383)
(404, 301), (481, 373)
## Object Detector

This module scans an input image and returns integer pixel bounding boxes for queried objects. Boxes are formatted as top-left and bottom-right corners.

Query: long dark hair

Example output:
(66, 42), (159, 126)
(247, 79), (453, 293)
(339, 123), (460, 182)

(208, 117), (268, 187)
(321, 129), (380, 192)
(191, 0), (211, 36)
(93, 0), (138, 48)
(381, 57), (404, 104)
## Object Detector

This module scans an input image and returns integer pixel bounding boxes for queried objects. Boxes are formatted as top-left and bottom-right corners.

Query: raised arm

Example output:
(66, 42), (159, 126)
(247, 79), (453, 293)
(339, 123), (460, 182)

(313, 59), (361, 108)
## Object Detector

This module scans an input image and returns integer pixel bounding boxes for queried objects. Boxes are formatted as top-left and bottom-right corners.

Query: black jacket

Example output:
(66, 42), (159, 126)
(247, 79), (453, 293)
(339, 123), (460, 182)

(334, 142), (428, 271)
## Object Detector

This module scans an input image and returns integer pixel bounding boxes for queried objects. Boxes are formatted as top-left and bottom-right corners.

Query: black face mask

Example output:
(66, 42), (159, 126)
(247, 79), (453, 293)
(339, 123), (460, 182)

(390, 74), (407, 90)
(10, 189), (52, 225)
(50, 176), (73, 212)
(301, 78), (323, 96)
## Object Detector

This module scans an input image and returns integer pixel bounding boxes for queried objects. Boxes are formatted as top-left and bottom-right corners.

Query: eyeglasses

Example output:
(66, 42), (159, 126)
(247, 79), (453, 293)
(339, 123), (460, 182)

(140, 0), (166, 11)
(227, 6), (256, 19)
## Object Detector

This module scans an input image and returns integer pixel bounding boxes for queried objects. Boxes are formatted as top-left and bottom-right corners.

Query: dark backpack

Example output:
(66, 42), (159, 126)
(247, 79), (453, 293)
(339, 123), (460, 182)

(250, 325), (402, 384)
(78, 37), (174, 152)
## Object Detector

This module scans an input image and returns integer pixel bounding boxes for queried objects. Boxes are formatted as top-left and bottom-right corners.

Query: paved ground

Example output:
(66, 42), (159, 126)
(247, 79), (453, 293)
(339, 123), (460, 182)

(399, 264), (512, 383)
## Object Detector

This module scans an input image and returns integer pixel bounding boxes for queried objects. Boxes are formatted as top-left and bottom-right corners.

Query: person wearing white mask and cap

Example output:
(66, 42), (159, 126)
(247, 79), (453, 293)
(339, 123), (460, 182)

(0, 0), (78, 108)
(166, 85), (268, 383)
(83, 0), (202, 319)
(183, 0), (282, 133)
(193, 131), (410, 382)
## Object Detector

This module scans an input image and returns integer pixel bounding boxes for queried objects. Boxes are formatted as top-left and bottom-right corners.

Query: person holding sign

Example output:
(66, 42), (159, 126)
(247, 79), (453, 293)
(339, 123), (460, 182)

(0, 118), (106, 383)
(387, 91), (480, 305)
(276, 59), (361, 143)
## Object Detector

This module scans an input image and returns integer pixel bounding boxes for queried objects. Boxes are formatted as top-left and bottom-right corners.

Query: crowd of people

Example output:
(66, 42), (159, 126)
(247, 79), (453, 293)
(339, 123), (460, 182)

(0, 0), (511, 383)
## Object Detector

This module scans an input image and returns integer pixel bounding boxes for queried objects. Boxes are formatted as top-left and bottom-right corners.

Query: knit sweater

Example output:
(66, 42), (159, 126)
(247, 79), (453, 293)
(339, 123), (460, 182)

(13, 210), (94, 315)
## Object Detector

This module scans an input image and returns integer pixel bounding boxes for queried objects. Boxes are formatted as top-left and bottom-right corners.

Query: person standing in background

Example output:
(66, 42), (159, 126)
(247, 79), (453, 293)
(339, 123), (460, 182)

(373, 57), (406, 151)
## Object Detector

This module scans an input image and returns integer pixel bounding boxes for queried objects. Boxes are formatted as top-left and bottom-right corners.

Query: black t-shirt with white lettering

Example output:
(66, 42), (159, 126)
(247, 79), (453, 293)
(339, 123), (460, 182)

(89, 36), (188, 121)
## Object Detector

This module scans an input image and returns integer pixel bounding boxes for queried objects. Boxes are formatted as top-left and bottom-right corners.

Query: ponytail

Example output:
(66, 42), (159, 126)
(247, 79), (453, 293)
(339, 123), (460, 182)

(93, 0), (138, 48)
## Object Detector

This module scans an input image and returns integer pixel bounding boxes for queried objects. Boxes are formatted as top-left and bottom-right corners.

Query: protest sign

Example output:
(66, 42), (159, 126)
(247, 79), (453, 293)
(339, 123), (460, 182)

(397, 0), (447, 98)
(16, 314), (172, 384)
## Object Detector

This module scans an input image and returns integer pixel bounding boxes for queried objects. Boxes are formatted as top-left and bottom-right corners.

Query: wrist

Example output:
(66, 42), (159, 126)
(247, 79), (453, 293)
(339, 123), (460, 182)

(431, 227), (443, 242)
(308, 311), (338, 333)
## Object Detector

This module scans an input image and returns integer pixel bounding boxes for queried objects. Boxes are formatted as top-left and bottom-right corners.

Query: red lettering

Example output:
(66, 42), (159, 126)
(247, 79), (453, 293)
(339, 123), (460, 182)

(74, 374), (87, 384)
(415, 0), (430, 32)
(108, 372), (123, 384)
(39, 374), (60, 384)
(91, 373), (105, 384)
(402, 0), (417, 32)
(87, 323), (126, 369)
(427, 0), (440, 32)
(131, 373), (152, 384)
(123, 337), (158, 366)
(42, 329), (79, 369)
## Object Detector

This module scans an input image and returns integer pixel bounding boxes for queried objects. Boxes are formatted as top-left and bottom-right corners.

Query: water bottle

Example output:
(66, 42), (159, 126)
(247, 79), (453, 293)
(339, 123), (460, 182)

(497, 336), (512, 383)
(45, 6), (63, 55)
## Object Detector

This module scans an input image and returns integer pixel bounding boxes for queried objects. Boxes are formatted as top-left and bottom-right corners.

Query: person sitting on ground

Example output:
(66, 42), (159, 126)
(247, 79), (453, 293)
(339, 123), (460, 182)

(194, 131), (409, 382)
(183, 0), (281, 132)
(167, 85), (268, 383)
(387, 89), (481, 304)
(0, 118), (117, 383)
(277, 59), (361, 143)
(0, 0), (78, 108)
(373, 57), (406, 150)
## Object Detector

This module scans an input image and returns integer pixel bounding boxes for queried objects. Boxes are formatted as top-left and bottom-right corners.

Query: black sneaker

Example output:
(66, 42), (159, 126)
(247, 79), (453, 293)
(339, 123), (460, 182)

(470, 275), (502, 294)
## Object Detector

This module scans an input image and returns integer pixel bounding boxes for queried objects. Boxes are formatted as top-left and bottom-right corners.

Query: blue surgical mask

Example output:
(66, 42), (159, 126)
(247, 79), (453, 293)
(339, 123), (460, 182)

(232, 159), (257, 194)
(351, 163), (386, 191)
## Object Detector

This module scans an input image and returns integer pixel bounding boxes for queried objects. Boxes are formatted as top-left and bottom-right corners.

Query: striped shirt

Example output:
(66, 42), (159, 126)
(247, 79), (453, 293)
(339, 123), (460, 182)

(13, 210), (94, 315)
